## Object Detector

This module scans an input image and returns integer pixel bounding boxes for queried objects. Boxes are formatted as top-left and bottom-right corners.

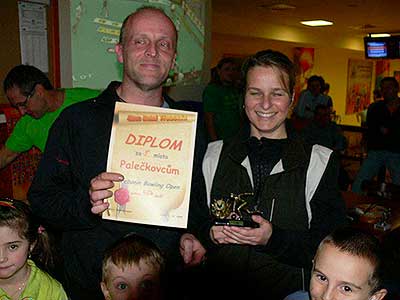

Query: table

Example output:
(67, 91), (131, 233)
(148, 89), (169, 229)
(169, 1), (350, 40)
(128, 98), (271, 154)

(342, 191), (400, 239)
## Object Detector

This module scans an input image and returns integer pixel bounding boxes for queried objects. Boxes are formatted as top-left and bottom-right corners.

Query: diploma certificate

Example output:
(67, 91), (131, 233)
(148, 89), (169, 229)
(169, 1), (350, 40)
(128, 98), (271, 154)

(103, 102), (197, 228)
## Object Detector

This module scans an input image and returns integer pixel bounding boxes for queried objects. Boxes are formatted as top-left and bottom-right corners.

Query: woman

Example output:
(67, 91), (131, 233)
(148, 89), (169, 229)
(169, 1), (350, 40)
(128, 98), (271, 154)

(195, 50), (347, 300)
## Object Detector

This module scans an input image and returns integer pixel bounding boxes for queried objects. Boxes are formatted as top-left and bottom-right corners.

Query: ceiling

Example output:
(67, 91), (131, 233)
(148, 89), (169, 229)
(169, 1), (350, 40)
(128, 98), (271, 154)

(212, 0), (400, 38)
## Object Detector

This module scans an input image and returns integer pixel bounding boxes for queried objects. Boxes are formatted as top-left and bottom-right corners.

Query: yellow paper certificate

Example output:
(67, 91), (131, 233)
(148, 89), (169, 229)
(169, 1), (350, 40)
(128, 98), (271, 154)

(103, 102), (197, 228)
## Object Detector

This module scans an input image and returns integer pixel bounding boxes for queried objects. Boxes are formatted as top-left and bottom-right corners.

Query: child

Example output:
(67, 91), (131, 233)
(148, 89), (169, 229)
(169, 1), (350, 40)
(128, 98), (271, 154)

(101, 233), (165, 300)
(0, 198), (68, 300)
(310, 227), (387, 300)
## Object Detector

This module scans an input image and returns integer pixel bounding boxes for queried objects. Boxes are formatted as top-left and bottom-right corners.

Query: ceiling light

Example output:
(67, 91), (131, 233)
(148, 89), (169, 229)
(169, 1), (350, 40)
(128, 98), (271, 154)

(300, 20), (333, 27)
(268, 3), (296, 10)
(370, 33), (391, 38)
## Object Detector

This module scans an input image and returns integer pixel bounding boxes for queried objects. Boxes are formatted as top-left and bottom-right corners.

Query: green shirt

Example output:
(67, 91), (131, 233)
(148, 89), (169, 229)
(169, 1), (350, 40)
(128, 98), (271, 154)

(202, 83), (241, 140)
(0, 260), (68, 300)
(6, 88), (101, 152)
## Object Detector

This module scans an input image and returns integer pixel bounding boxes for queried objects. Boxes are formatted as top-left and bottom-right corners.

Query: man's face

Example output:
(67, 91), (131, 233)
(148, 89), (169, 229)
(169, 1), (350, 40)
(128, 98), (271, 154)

(380, 80), (399, 101)
(310, 243), (384, 300)
(309, 80), (322, 96)
(115, 10), (177, 91)
(6, 85), (47, 119)
(218, 62), (238, 85)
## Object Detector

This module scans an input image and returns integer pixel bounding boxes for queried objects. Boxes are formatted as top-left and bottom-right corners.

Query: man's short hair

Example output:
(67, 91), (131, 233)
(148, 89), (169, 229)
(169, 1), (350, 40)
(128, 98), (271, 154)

(317, 227), (384, 294)
(118, 6), (177, 47)
(3, 64), (53, 95)
(307, 75), (325, 89)
(102, 233), (165, 282)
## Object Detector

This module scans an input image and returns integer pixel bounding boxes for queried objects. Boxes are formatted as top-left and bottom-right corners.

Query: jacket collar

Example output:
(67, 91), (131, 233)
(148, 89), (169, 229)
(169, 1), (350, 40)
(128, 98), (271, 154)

(227, 122), (309, 171)
(94, 81), (178, 108)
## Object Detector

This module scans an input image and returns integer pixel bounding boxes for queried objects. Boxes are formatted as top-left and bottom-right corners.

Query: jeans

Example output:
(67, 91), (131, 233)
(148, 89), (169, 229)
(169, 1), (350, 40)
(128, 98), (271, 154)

(352, 150), (400, 194)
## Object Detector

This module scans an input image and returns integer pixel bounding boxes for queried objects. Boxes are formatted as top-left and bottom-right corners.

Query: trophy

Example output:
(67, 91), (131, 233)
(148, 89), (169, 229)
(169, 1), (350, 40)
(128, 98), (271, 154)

(210, 192), (259, 227)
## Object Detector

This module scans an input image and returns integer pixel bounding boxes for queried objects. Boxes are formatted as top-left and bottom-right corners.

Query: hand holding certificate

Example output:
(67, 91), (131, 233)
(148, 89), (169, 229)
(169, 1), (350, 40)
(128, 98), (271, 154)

(103, 102), (197, 228)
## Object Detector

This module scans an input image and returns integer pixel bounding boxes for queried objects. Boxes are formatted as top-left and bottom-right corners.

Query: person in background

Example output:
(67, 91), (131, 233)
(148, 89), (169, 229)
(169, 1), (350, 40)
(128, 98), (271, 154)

(0, 198), (68, 300)
(29, 7), (205, 300)
(0, 65), (100, 169)
(191, 49), (347, 300)
(101, 233), (165, 300)
(352, 77), (400, 194)
(301, 104), (350, 190)
(309, 227), (387, 300)
(293, 75), (332, 121)
(202, 57), (242, 141)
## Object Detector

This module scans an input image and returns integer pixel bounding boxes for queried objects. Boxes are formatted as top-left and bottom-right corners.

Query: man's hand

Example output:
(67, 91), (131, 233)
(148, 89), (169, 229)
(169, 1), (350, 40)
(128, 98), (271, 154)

(179, 233), (206, 267)
(89, 172), (124, 214)
(210, 214), (273, 246)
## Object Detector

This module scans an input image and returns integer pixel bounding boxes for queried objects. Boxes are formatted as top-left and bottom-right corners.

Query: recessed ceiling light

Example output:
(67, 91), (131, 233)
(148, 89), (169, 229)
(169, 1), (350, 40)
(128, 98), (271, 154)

(269, 3), (296, 10)
(370, 33), (391, 37)
(300, 20), (333, 27)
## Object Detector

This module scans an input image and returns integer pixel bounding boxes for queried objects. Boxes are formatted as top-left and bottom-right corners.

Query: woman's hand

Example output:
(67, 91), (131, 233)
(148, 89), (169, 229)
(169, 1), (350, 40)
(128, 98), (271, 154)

(89, 172), (124, 214)
(210, 214), (273, 246)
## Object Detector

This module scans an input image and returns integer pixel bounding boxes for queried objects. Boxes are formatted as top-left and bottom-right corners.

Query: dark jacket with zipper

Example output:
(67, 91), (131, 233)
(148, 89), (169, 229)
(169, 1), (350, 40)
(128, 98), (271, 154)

(192, 125), (347, 300)
(28, 81), (206, 300)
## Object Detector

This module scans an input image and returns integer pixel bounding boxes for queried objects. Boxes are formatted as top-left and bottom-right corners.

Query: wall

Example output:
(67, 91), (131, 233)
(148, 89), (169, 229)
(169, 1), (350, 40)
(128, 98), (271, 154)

(0, 1), (21, 104)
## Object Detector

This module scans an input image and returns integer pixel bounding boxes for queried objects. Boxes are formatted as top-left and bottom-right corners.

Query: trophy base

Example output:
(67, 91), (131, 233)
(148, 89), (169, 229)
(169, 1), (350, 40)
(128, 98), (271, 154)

(214, 219), (259, 228)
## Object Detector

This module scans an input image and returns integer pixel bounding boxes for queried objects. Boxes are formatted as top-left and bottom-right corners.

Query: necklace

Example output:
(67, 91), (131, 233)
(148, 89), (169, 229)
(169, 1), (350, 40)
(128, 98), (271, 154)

(6, 266), (30, 300)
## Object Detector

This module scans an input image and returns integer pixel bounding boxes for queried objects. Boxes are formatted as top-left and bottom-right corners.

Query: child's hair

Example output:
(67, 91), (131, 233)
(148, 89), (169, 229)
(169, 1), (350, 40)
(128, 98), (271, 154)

(0, 198), (55, 273)
(317, 226), (384, 295)
(102, 233), (165, 282)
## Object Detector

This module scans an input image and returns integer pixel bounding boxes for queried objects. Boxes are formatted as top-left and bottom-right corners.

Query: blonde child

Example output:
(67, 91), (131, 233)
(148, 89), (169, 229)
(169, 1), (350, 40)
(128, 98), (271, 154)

(101, 233), (165, 300)
(0, 198), (67, 300)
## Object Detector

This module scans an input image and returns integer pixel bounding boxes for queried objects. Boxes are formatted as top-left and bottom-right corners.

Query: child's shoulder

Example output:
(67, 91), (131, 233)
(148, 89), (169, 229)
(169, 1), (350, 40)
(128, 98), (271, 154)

(23, 260), (68, 300)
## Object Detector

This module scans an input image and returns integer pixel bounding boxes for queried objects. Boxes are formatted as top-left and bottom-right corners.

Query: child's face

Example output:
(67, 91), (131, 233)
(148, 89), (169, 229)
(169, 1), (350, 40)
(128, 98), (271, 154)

(310, 243), (386, 300)
(101, 260), (161, 300)
(0, 226), (31, 280)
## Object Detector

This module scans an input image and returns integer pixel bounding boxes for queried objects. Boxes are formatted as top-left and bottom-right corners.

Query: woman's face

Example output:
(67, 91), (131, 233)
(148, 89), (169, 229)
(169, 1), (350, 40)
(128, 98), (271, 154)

(244, 66), (292, 139)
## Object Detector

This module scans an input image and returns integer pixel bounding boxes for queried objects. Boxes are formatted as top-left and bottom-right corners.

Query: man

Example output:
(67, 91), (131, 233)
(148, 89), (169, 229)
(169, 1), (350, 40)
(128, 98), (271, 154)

(1, 65), (100, 169)
(352, 77), (400, 194)
(294, 75), (332, 121)
(202, 57), (241, 141)
(28, 7), (205, 300)
(301, 104), (347, 153)
(309, 227), (387, 300)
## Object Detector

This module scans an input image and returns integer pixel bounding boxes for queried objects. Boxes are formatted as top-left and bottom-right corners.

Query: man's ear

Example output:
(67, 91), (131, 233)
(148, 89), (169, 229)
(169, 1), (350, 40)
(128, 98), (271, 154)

(115, 43), (124, 63)
(172, 53), (177, 70)
(100, 281), (112, 300)
(370, 288), (388, 300)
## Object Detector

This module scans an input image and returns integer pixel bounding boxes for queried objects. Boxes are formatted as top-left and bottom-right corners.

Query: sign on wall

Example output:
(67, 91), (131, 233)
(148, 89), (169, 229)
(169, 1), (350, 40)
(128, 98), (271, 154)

(293, 47), (315, 105)
(346, 59), (373, 114)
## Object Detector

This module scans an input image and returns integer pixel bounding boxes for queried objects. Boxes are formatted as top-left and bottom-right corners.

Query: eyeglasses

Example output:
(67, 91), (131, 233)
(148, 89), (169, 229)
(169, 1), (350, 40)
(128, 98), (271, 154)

(13, 83), (37, 109)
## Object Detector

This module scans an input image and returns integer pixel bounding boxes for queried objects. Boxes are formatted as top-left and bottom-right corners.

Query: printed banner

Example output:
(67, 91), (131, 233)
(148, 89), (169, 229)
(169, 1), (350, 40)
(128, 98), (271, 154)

(346, 59), (373, 114)
(293, 47), (314, 104)
(103, 102), (197, 228)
